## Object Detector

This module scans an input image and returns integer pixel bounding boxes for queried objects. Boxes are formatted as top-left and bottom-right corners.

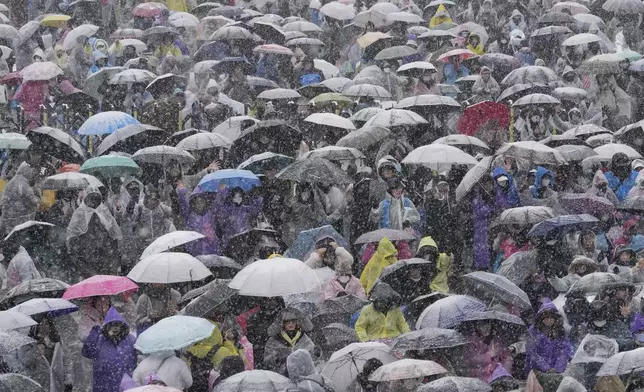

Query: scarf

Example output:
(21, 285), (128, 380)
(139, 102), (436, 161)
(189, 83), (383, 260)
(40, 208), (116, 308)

(280, 330), (301, 347)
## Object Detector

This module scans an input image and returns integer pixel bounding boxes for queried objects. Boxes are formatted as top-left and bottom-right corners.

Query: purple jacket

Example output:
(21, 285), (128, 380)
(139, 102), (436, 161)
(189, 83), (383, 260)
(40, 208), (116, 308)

(473, 195), (493, 269)
(525, 303), (573, 375)
(214, 192), (263, 248)
(82, 307), (137, 392)
(177, 187), (220, 256)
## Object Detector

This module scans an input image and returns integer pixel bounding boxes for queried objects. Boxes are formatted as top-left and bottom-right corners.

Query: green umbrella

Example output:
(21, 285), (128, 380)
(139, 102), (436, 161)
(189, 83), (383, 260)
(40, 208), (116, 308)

(80, 155), (140, 178)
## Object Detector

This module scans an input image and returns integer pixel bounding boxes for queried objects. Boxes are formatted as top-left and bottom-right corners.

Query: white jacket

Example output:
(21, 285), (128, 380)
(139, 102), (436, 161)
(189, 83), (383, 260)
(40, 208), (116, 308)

(133, 352), (193, 390)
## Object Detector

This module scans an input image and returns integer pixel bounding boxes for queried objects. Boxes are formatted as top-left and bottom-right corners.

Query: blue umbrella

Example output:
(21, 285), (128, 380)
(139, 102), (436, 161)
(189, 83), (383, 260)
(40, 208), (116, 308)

(285, 225), (350, 261)
(527, 214), (599, 237)
(77, 111), (140, 136)
(195, 169), (261, 193)
(134, 315), (215, 354)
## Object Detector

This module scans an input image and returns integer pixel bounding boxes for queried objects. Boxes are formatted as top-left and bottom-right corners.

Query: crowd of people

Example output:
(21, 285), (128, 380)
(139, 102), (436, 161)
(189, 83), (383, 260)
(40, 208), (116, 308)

(2, 0), (644, 391)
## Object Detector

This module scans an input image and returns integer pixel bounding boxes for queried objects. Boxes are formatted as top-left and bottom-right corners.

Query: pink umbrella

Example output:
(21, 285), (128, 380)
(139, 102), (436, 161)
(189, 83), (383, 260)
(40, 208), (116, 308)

(62, 275), (138, 300)
(132, 2), (168, 18)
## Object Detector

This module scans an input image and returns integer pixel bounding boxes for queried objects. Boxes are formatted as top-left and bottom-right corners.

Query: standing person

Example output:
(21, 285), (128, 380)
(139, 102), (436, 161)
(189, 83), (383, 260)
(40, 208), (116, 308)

(424, 177), (455, 253)
(472, 66), (500, 102)
(459, 317), (513, 381)
(323, 256), (366, 300)
(214, 187), (263, 249)
(360, 237), (398, 293)
(376, 178), (420, 231)
(587, 170), (619, 206)
(0, 162), (40, 235)
(176, 185), (219, 256)
(263, 308), (316, 376)
(354, 282), (410, 342)
(82, 307), (137, 392)
(524, 302), (573, 375)
(281, 183), (328, 246)
(605, 153), (637, 201)
(135, 284), (181, 334)
(472, 183), (494, 271)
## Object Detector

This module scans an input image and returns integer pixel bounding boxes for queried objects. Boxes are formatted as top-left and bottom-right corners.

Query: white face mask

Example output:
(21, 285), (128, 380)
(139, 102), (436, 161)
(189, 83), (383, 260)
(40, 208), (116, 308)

(301, 192), (310, 201)
(593, 320), (607, 327)
(531, 115), (541, 122)
(338, 275), (351, 284)
(542, 178), (551, 187)
(232, 194), (243, 205)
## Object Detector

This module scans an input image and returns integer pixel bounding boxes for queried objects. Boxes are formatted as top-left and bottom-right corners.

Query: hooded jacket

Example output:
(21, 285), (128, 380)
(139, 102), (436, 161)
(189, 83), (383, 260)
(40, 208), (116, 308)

(133, 351), (193, 390)
(360, 237), (398, 293)
(508, 9), (526, 32)
(525, 302), (573, 375)
(5, 246), (42, 289)
(0, 162), (40, 234)
(177, 185), (219, 256)
(605, 169), (637, 202)
(354, 283), (410, 342)
(587, 170), (619, 205)
(493, 167), (520, 210)
(82, 307), (137, 392)
(263, 308), (316, 376)
(417, 236), (452, 293)
(286, 349), (315, 382)
(529, 167), (558, 200)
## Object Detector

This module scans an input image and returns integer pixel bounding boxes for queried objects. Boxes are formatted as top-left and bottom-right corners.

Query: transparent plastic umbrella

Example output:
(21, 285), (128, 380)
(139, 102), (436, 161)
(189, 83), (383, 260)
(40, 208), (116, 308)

(416, 295), (485, 329)
(369, 359), (447, 382)
(127, 253), (212, 284)
(212, 370), (294, 392)
(416, 376), (491, 392)
(0, 311), (37, 330)
(140, 231), (206, 259)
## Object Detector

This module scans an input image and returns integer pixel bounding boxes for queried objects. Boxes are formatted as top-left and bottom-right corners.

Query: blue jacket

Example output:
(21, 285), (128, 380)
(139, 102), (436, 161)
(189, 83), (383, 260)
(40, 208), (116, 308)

(493, 167), (520, 210)
(379, 195), (415, 229)
(605, 170), (637, 201)
(530, 166), (555, 199)
(443, 63), (470, 85)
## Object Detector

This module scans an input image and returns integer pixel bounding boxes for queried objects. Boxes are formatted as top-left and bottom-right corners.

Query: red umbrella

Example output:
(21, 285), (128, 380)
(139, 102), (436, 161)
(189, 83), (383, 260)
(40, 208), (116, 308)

(457, 101), (510, 136)
(58, 163), (80, 173)
(132, 2), (167, 18)
(0, 72), (22, 85)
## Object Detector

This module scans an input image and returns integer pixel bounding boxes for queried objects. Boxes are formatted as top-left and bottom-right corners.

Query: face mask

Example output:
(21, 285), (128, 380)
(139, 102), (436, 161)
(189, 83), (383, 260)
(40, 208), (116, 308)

(384, 68), (391, 74)
(593, 320), (607, 327)
(338, 275), (351, 284)
(635, 138), (644, 146)
(542, 178), (551, 187)
(232, 194), (243, 205)
(531, 115), (541, 122)
(301, 192), (310, 201)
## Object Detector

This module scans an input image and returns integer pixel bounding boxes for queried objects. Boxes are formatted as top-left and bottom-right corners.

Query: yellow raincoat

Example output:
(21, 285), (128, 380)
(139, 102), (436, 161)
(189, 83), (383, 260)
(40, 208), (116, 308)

(355, 304), (410, 342)
(429, 4), (452, 28)
(187, 322), (235, 366)
(360, 238), (398, 293)
(418, 236), (452, 293)
(466, 34), (485, 56)
(165, 0), (188, 12)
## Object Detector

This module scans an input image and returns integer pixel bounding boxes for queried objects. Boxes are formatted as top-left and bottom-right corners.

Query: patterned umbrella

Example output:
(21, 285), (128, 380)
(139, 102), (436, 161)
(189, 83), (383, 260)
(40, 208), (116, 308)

(560, 193), (615, 217)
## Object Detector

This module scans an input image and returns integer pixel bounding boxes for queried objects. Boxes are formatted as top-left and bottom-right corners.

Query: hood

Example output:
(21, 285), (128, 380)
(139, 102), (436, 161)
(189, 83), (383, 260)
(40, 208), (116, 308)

(267, 307), (314, 336)
(93, 50), (107, 62)
(556, 376), (587, 392)
(612, 245), (635, 264)
(562, 65), (575, 77)
(511, 9), (523, 18)
(534, 166), (554, 189)
(82, 185), (103, 206)
(493, 166), (513, 180)
(593, 170), (608, 186)
(568, 255), (598, 274)
(537, 301), (559, 316)
(433, 4), (451, 18)
(376, 237), (398, 259)
(418, 236), (438, 251)
(489, 363), (513, 383)
(287, 349), (316, 382)
(376, 155), (401, 177)
(15, 162), (35, 181)
(102, 306), (128, 328)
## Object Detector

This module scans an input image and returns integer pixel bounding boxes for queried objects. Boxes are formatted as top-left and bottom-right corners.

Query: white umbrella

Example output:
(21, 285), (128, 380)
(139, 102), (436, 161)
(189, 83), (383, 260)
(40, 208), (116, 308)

(314, 59), (340, 79)
(10, 298), (79, 317)
(304, 113), (356, 130)
(397, 61), (436, 74)
(110, 39), (147, 56)
(343, 84), (391, 99)
(369, 359), (447, 382)
(320, 2), (356, 20)
(370, 2), (399, 13)
(193, 60), (220, 74)
(594, 143), (642, 159)
(127, 252), (212, 283)
(321, 342), (398, 392)
(109, 68), (156, 84)
(432, 135), (490, 151)
(321, 77), (352, 92)
(132, 146), (195, 166)
(40, 172), (103, 190)
(0, 310), (37, 330)
(354, 9), (387, 28)
(62, 24), (100, 50)
(0, 132), (31, 150)
(257, 88), (302, 100)
(364, 109), (428, 128)
(597, 347), (644, 376)
(169, 12), (200, 27)
(551, 1), (590, 14)
(228, 258), (321, 297)
(496, 141), (567, 166)
(212, 116), (260, 141)
(176, 133), (233, 150)
(350, 107), (385, 123)
(402, 144), (478, 170)
(386, 11), (424, 24)
(282, 20), (322, 32)
(19, 61), (63, 81)
(140, 231), (206, 259)
(300, 146), (365, 161)
(212, 370), (294, 392)
(562, 33), (602, 46)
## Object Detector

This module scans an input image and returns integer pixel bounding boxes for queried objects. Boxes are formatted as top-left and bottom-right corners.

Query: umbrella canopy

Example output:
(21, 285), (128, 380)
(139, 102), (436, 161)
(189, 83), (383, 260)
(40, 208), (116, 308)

(530, 25), (572, 37)
(212, 370), (294, 392)
(578, 53), (625, 75)
(432, 134), (491, 153)
(212, 116), (260, 141)
(552, 1), (589, 14)
(80, 155), (140, 178)
(354, 228), (416, 245)
(374, 45), (418, 61)
(19, 61), (63, 82)
(417, 376), (492, 392)
(491, 206), (556, 228)
(253, 44), (293, 56)
(416, 295), (486, 329)
(127, 253), (212, 284)
(277, 157), (351, 185)
(284, 225), (349, 260)
(0, 133), (31, 150)
(78, 111), (140, 136)
(597, 348), (644, 376)
(4, 221), (54, 243)
(496, 141), (567, 166)
(437, 48), (479, 62)
(562, 124), (612, 139)
(228, 258), (321, 297)
(501, 66), (559, 85)
(135, 315), (214, 354)
(181, 283), (238, 318)
(313, 295), (369, 326)
(195, 169), (261, 193)
(211, 25), (259, 41)
(402, 144), (478, 170)
(512, 93), (560, 107)
(497, 250), (539, 285)
(594, 143), (642, 159)
(392, 328), (468, 352)
(562, 33), (602, 46)
(568, 272), (623, 295)
(62, 24), (100, 50)
(552, 87), (588, 102)
(63, 275), (138, 300)
(0, 25), (20, 41)
(283, 20), (322, 32)
(603, 0), (644, 13)
(95, 124), (167, 156)
(40, 172), (103, 191)
(619, 195), (644, 213)
(378, 258), (435, 297)
(304, 113), (356, 131)
(364, 109), (428, 128)
(0, 374), (43, 392)
(176, 133), (232, 151)
(397, 61), (437, 76)
(528, 214), (599, 237)
(0, 311), (37, 331)
(455, 156), (493, 203)
(320, 1), (356, 20)
(396, 94), (461, 111)
(343, 84), (391, 99)
(0, 331), (37, 356)
(560, 193), (615, 217)
(497, 83), (550, 103)
(554, 145), (598, 162)
(300, 146), (364, 163)
(140, 231), (207, 259)
(386, 11), (424, 23)
(257, 88), (301, 100)
(237, 152), (293, 174)
(462, 271), (532, 310)
(11, 298), (78, 318)
(132, 1), (167, 17)
(321, 342), (398, 392)
(3, 278), (69, 303)
(132, 145), (195, 166)
(109, 69), (156, 84)
(336, 126), (392, 150)
(169, 11), (200, 27)
(369, 359), (447, 382)
(540, 134), (590, 148)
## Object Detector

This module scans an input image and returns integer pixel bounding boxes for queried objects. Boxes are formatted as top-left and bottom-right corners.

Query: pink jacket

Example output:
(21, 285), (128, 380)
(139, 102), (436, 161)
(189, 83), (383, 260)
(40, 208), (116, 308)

(323, 275), (366, 300)
(463, 334), (513, 381)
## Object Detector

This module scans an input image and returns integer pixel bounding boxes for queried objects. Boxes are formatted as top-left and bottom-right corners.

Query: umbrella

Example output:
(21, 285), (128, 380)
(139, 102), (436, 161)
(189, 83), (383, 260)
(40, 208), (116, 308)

(396, 94), (461, 111)
(146, 73), (187, 97)
(336, 126), (391, 150)
(309, 92), (353, 106)
(320, 1), (356, 20)
(3, 278), (69, 302)
(416, 295), (486, 329)
(313, 295), (369, 326)
(364, 109), (428, 128)
(169, 12), (200, 28)
(437, 48), (479, 62)
(285, 37), (325, 47)
(417, 376), (492, 392)
(354, 10), (387, 28)
(127, 253), (212, 284)
(319, 77), (352, 93)
(562, 124), (612, 140)
(560, 193), (615, 217)
(603, 0), (644, 13)
(496, 141), (567, 166)
(211, 25), (259, 41)
(313, 59), (340, 79)
(530, 25), (572, 37)
(321, 342), (398, 392)
(552, 87), (588, 102)
(78, 111), (139, 136)
(491, 206), (556, 228)
(571, 334), (619, 365)
(554, 145), (597, 162)
(343, 84), (391, 99)
(397, 61), (437, 76)
(181, 283), (238, 318)
(196, 255), (242, 275)
(176, 133), (232, 151)
(132, 1), (167, 17)
(300, 146), (365, 162)
(257, 88), (301, 100)
(462, 271), (532, 310)
(62, 24), (99, 50)
(374, 45), (417, 61)
(402, 144), (478, 170)
(528, 214), (600, 237)
(0, 25), (19, 41)
(378, 258), (435, 296)
(497, 250), (539, 285)
(432, 134), (490, 154)
(80, 155), (139, 178)
(237, 152), (293, 174)
(568, 272), (623, 295)
(322, 323), (359, 347)
(455, 156), (493, 203)
(620, 195), (644, 213)
(595, 143), (642, 159)
(84, 66), (125, 98)
(228, 258), (321, 297)
(283, 20), (322, 32)
(110, 28), (145, 39)
(132, 145), (195, 166)
(19, 62), (63, 82)
(354, 228), (416, 245)
(109, 69), (156, 84)
(386, 11), (424, 23)
(207, 5), (243, 18)
(140, 231), (206, 259)
(456, 101), (510, 137)
(63, 275), (138, 300)
(304, 113), (356, 131)
(95, 124), (167, 156)
(501, 66), (559, 85)
(512, 93), (560, 107)
(562, 33), (602, 46)
(284, 225), (349, 261)
(597, 348), (644, 376)
(552, 1), (589, 14)
(4, 221), (55, 243)
(195, 169), (261, 193)
(40, 172), (103, 190)
(11, 298), (78, 318)
(135, 315), (214, 354)
(0, 132), (31, 150)
(538, 11), (576, 25)
(349, 107), (386, 124)
(277, 157), (350, 185)
(252, 44), (293, 56)
(212, 370), (294, 392)
(212, 116), (260, 141)
(497, 83), (550, 103)
(392, 328), (467, 352)
(231, 119), (302, 159)
(0, 374), (43, 392)
(478, 53), (520, 71)
(369, 359), (447, 382)
(577, 53), (625, 75)
(0, 311), (37, 330)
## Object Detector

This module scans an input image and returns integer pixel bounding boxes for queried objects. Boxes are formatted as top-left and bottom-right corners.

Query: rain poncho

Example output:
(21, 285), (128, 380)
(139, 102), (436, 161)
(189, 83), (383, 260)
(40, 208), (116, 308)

(605, 169), (637, 201)
(263, 309), (316, 375)
(0, 162), (40, 234)
(493, 167), (520, 210)
(473, 194), (493, 270)
(133, 351), (193, 390)
(354, 283), (410, 342)
(82, 307), (137, 392)
(508, 9), (527, 33)
(429, 4), (452, 28)
(472, 67), (500, 102)
(4, 344), (51, 391)
(418, 236), (452, 293)
(177, 187), (219, 255)
(5, 246), (42, 289)
(587, 170), (619, 206)
(377, 192), (419, 230)
(286, 349), (316, 382)
(525, 302), (573, 375)
(360, 237), (398, 293)
(67, 186), (123, 243)
(214, 191), (263, 248)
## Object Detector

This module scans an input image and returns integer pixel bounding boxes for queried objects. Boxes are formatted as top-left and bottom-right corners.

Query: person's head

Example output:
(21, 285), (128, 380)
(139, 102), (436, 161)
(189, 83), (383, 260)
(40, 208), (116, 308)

(302, 56), (314, 71)
(529, 109), (542, 124)
(162, 33), (173, 46)
(282, 314), (299, 332)
(102, 320), (128, 343)
(633, 159), (644, 172)
(263, 161), (279, 180)
(361, 358), (383, 377)
(231, 63), (246, 81)
(219, 355), (245, 381)
(190, 193), (211, 215)
(123, 45), (136, 58)
(611, 152), (631, 179)
(590, 300), (609, 327)
(125, 180), (141, 201)
(407, 268), (423, 283)
(475, 321), (492, 337)
(468, 33), (480, 47)
(481, 66), (491, 82)
(143, 188), (161, 210)
(388, 178), (405, 199)
(84, 189), (102, 209)
(229, 187), (244, 206)
(89, 296), (111, 316)
(580, 230), (596, 250)
(615, 247), (636, 266)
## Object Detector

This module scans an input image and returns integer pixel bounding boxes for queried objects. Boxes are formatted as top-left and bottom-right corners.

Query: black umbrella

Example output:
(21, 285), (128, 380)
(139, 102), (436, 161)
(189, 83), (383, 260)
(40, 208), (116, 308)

(322, 323), (359, 348)
(297, 83), (334, 99)
(540, 134), (591, 148)
(213, 57), (256, 75)
(26, 127), (86, 163)
(277, 157), (351, 185)
(196, 255), (243, 279)
(95, 124), (168, 156)
(392, 328), (468, 352)
(354, 228), (417, 245)
(1, 278), (69, 309)
(181, 281), (238, 318)
(146, 74), (187, 97)
(497, 83), (550, 103)
(165, 129), (208, 146)
(456, 310), (526, 344)
(223, 228), (286, 264)
(312, 295), (368, 327)
(231, 119), (302, 165)
(377, 258), (435, 300)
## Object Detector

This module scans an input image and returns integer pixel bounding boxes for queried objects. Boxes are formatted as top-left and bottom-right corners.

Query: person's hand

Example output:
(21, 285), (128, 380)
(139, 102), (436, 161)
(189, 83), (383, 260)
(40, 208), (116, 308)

(621, 303), (631, 318)
(316, 247), (326, 257)
(207, 161), (220, 173)
(176, 179), (185, 190)
(329, 241), (338, 249)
